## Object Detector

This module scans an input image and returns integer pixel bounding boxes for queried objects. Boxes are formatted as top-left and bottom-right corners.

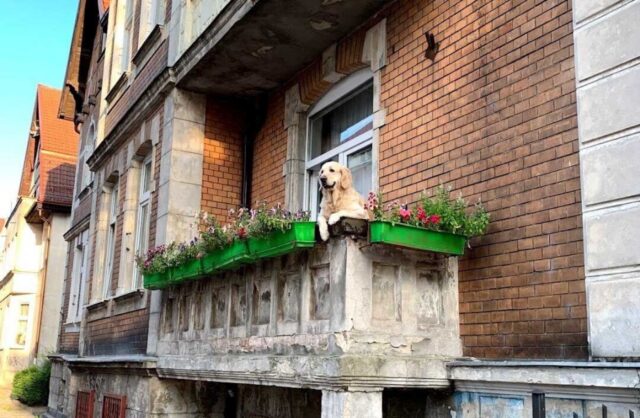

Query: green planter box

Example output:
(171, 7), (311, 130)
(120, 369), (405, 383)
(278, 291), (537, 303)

(369, 220), (467, 256)
(201, 239), (252, 274)
(248, 222), (316, 260)
(170, 258), (204, 284)
(144, 271), (171, 290)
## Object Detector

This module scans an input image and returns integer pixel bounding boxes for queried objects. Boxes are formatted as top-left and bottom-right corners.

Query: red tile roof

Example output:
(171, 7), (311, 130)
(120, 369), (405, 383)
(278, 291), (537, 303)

(18, 86), (79, 210)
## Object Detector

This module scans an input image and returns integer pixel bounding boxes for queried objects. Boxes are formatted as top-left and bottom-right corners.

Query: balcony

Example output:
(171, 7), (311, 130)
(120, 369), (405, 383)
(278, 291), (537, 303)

(154, 220), (462, 389)
(172, 0), (391, 95)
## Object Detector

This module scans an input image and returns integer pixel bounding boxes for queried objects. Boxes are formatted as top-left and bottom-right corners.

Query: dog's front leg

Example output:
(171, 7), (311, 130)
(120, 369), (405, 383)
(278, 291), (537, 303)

(328, 210), (347, 226)
(318, 215), (330, 241)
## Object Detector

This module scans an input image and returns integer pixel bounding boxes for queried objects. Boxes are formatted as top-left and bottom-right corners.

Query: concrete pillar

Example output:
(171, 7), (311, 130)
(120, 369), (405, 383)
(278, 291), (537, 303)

(321, 389), (383, 418)
(147, 87), (206, 356)
(283, 84), (308, 212)
(573, 0), (640, 358)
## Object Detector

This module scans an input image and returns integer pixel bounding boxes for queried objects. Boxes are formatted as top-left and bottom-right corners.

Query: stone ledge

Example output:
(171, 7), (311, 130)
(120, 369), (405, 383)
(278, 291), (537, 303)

(157, 353), (450, 390)
(448, 360), (640, 390)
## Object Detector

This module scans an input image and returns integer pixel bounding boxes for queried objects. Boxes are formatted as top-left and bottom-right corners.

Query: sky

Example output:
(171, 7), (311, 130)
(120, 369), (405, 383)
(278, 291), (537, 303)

(0, 1), (78, 219)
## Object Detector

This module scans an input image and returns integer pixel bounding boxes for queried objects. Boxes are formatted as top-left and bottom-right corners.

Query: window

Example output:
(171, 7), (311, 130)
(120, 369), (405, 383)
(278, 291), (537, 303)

(103, 182), (119, 298)
(109, 0), (134, 87)
(305, 80), (374, 217)
(102, 395), (126, 418)
(75, 390), (95, 418)
(132, 157), (152, 289)
(15, 303), (29, 346)
(68, 230), (89, 323)
(80, 124), (96, 192)
(139, 0), (164, 43)
(121, 0), (134, 73)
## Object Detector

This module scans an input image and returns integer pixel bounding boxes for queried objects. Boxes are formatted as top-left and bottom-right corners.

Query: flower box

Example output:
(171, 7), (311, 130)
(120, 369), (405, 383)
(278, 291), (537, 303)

(369, 220), (467, 256)
(170, 258), (204, 284)
(248, 221), (316, 260)
(201, 239), (253, 274)
(143, 271), (169, 290)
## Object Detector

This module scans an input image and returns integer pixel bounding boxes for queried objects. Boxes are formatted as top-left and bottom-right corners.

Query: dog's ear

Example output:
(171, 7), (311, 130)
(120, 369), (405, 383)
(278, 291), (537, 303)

(339, 165), (353, 190)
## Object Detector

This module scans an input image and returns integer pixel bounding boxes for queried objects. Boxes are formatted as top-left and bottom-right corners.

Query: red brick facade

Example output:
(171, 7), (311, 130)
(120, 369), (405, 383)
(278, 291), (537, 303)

(242, 0), (586, 359)
(201, 98), (244, 219)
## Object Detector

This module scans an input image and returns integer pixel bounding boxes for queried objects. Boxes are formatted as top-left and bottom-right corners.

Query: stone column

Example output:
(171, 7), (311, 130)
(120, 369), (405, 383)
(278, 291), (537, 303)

(572, 0), (640, 358)
(321, 389), (383, 418)
(147, 87), (206, 355)
(283, 85), (308, 212)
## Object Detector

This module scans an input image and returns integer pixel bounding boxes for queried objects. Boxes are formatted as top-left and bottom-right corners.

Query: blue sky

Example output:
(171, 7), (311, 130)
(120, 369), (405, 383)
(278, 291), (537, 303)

(0, 1), (78, 219)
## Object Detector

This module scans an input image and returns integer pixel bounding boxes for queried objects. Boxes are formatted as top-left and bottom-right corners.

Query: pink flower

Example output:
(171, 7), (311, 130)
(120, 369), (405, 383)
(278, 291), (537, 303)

(429, 215), (441, 225)
(399, 206), (411, 222)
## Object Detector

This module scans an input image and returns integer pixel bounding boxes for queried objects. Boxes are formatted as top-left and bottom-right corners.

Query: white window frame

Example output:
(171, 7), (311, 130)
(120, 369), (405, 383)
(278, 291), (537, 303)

(138, 0), (164, 44)
(304, 69), (375, 219)
(103, 182), (119, 299)
(15, 302), (30, 347)
(132, 155), (152, 289)
(80, 123), (96, 192)
(67, 230), (89, 324)
(109, 0), (134, 88)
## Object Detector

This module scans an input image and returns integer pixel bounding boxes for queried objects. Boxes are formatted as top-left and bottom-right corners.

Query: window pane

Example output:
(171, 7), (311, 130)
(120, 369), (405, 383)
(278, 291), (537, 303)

(110, 185), (119, 220)
(139, 204), (150, 254)
(142, 160), (152, 194)
(19, 304), (29, 317)
(347, 146), (372, 197)
(16, 319), (27, 345)
(310, 85), (373, 159)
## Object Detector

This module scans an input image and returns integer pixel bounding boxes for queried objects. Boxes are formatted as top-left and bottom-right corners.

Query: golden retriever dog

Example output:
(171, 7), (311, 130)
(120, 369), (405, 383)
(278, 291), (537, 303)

(317, 161), (369, 241)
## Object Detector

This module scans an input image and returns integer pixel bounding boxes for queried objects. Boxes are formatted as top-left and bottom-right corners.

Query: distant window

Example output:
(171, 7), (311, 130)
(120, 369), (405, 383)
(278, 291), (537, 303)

(68, 230), (89, 323)
(75, 390), (95, 418)
(132, 156), (152, 289)
(102, 394), (126, 418)
(138, 0), (164, 43)
(15, 303), (29, 346)
(103, 181), (119, 298)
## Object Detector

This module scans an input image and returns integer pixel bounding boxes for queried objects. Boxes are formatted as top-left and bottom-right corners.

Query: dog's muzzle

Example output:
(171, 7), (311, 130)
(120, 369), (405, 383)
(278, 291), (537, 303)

(320, 177), (334, 189)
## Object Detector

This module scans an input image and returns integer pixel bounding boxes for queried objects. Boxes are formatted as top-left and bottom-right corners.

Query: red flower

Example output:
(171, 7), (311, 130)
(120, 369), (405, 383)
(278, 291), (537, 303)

(429, 215), (441, 225)
(417, 208), (427, 223)
(237, 227), (247, 239)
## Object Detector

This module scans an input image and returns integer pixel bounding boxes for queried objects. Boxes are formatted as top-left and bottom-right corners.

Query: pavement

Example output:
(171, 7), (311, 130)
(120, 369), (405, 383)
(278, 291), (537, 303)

(0, 386), (47, 418)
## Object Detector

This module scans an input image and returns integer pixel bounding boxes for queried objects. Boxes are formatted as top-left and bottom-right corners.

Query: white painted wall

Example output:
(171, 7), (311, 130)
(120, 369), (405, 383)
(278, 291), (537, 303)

(573, 0), (640, 358)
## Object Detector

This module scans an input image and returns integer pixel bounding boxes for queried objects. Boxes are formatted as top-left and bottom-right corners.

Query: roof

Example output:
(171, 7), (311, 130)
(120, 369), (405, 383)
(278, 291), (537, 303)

(17, 85), (79, 211)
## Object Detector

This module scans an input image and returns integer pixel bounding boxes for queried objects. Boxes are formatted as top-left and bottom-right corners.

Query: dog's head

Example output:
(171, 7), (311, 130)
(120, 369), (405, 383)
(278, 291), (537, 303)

(319, 161), (353, 191)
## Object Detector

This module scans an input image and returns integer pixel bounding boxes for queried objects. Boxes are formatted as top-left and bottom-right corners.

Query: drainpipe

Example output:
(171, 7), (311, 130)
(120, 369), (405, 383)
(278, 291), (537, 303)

(241, 95), (268, 208)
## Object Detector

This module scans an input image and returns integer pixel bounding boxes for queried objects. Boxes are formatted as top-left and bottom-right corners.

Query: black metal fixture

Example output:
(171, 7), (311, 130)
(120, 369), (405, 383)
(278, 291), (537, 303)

(424, 31), (440, 61)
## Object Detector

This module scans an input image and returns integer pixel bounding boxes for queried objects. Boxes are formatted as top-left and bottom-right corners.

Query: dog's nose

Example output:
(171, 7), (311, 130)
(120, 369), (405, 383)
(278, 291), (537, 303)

(320, 177), (327, 184)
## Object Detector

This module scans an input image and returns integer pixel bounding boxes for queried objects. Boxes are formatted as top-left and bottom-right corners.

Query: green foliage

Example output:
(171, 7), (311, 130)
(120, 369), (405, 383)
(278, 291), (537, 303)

(370, 186), (490, 238)
(136, 204), (310, 275)
(12, 361), (51, 406)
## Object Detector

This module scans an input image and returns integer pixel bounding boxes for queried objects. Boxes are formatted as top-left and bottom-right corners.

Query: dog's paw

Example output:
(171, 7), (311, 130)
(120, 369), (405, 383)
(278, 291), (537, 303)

(319, 225), (330, 241)
(328, 214), (341, 225)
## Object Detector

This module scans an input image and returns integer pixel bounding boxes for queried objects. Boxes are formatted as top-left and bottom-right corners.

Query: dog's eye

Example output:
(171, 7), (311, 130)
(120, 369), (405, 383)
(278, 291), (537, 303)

(329, 168), (335, 173)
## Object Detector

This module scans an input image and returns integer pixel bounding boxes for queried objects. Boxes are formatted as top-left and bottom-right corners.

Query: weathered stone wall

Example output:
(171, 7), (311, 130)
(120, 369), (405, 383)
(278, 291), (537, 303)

(156, 232), (461, 389)
(572, 0), (640, 359)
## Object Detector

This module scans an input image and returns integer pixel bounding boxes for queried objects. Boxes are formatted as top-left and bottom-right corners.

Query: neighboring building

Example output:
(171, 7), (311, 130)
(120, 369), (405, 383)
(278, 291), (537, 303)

(46, 0), (640, 417)
(0, 85), (78, 386)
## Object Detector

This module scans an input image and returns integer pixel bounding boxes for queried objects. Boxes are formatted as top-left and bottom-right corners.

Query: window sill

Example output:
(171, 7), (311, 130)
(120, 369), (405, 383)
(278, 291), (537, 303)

(86, 299), (108, 312)
(63, 322), (81, 333)
(105, 71), (129, 104)
(113, 288), (145, 302)
(76, 182), (93, 200)
(133, 25), (164, 68)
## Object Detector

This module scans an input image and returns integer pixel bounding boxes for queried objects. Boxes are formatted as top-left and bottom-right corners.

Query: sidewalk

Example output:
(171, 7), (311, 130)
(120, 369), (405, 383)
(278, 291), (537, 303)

(0, 386), (47, 417)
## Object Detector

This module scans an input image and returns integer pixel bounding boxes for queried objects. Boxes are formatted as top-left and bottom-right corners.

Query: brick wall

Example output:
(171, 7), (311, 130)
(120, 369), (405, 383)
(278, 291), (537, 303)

(248, 0), (586, 359)
(84, 309), (149, 355)
(380, 0), (585, 359)
(251, 92), (287, 205)
(201, 98), (244, 219)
